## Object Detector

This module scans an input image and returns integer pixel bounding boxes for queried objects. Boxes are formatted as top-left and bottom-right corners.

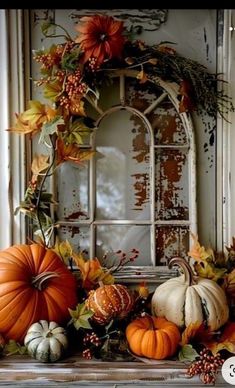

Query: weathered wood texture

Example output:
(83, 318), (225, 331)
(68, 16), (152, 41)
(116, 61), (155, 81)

(0, 355), (229, 387)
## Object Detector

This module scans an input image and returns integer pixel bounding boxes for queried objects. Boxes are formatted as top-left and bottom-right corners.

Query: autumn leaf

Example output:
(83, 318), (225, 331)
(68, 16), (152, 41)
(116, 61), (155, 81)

(69, 97), (86, 116)
(68, 302), (93, 330)
(136, 69), (148, 84)
(7, 101), (57, 136)
(31, 154), (50, 183)
(137, 281), (149, 298)
(188, 233), (213, 263)
(56, 138), (94, 166)
(7, 113), (39, 136)
(203, 322), (235, 355)
(72, 252), (114, 290)
(64, 119), (92, 145)
(180, 321), (204, 346)
(21, 100), (53, 127)
(4, 340), (28, 356)
(178, 344), (199, 362)
(157, 44), (176, 55)
(223, 269), (235, 297)
(52, 237), (73, 265)
(44, 80), (63, 101)
(193, 261), (227, 282)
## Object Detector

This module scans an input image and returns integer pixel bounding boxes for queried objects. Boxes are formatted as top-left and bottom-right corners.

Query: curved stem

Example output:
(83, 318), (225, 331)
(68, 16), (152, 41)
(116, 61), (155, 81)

(35, 134), (56, 247)
(32, 271), (59, 291)
(168, 257), (197, 285)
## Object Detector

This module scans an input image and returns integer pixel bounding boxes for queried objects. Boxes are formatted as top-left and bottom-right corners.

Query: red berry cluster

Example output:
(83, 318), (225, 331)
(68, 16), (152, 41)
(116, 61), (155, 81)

(87, 57), (100, 72)
(82, 331), (102, 360)
(187, 348), (224, 385)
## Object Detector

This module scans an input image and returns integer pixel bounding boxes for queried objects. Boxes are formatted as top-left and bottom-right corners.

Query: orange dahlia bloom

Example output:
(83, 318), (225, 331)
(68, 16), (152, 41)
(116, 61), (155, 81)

(75, 14), (125, 65)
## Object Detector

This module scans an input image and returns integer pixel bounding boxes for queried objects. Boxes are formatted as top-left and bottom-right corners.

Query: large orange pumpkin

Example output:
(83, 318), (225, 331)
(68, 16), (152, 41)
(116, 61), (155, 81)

(86, 284), (133, 324)
(0, 244), (77, 343)
(126, 315), (181, 360)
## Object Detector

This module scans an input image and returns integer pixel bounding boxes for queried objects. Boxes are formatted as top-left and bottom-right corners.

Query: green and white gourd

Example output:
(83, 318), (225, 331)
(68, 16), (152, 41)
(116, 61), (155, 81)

(24, 320), (68, 362)
(151, 257), (229, 331)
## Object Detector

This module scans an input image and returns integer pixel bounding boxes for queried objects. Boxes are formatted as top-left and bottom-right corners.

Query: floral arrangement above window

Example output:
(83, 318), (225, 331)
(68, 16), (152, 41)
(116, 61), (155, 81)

(1, 13), (235, 384)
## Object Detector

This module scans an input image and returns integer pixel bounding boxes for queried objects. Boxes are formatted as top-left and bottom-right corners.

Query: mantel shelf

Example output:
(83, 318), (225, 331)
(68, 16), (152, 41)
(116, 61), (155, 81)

(0, 354), (229, 387)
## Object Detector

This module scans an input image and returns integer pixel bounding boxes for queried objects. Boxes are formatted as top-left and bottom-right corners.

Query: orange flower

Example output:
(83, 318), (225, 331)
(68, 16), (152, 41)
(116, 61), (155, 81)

(75, 14), (125, 65)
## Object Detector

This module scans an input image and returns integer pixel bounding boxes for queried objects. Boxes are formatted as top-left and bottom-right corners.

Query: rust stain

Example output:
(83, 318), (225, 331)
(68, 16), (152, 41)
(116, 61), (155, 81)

(156, 150), (188, 220)
(152, 114), (178, 144)
(156, 226), (189, 265)
(65, 211), (87, 220)
(132, 173), (149, 208)
(132, 133), (149, 163)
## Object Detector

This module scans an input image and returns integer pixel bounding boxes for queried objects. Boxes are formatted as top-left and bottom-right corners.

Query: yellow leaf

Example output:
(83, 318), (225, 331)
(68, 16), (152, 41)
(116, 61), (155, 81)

(31, 154), (50, 183)
(193, 261), (227, 282)
(52, 237), (73, 265)
(7, 101), (57, 136)
(21, 100), (49, 127)
(44, 80), (63, 102)
(188, 233), (212, 262)
(7, 113), (39, 135)
(136, 69), (148, 84)
(137, 281), (149, 298)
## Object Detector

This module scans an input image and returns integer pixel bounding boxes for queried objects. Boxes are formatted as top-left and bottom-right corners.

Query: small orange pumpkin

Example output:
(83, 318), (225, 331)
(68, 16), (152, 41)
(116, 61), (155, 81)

(0, 243), (78, 343)
(85, 284), (133, 324)
(126, 315), (181, 360)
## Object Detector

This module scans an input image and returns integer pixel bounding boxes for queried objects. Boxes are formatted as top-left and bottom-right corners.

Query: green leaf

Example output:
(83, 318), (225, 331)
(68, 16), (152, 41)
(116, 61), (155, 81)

(4, 340), (28, 356)
(178, 344), (199, 362)
(65, 119), (92, 145)
(68, 302), (94, 330)
(41, 22), (55, 37)
(61, 48), (81, 71)
(39, 116), (64, 145)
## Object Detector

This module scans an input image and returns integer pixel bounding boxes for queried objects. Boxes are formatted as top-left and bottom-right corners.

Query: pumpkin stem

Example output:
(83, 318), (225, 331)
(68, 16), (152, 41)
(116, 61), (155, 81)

(143, 313), (155, 330)
(32, 271), (59, 291)
(168, 257), (196, 285)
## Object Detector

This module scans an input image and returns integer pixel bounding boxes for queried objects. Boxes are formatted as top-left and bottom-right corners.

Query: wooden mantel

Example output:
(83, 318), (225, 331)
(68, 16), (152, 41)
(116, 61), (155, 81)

(0, 355), (229, 387)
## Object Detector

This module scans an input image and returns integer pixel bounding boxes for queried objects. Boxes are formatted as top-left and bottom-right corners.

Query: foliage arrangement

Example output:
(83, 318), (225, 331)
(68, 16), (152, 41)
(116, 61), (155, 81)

(2, 13), (235, 385)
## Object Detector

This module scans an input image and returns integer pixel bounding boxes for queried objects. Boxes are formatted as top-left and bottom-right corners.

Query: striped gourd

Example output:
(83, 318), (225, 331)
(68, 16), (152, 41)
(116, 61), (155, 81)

(86, 284), (133, 324)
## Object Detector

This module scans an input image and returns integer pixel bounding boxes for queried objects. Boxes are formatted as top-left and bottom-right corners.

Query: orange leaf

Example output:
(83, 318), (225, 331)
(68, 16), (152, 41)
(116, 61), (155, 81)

(31, 154), (50, 183)
(56, 138), (94, 166)
(136, 69), (148, 84)
(72, 252), (114, 290)
(198, 322), (235, 355)
(7, 113), (39, 136)
(181, 321), (205, 346)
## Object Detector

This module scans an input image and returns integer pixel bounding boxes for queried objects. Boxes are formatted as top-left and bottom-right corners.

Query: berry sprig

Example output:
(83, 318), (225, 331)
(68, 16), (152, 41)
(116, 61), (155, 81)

(82, 331), (102, 360)
(102, 248), (139, 274)
(187, 348), (224, 385)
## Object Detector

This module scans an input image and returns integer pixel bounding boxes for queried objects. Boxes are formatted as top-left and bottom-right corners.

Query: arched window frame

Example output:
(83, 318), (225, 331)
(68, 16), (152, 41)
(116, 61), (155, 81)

(55, 69), (197, 281)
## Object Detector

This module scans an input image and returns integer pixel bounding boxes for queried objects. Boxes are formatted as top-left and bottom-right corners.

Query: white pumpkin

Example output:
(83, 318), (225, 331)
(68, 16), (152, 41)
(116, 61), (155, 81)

(151, 257), (229, 331)
(24, 320), (68, 362)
